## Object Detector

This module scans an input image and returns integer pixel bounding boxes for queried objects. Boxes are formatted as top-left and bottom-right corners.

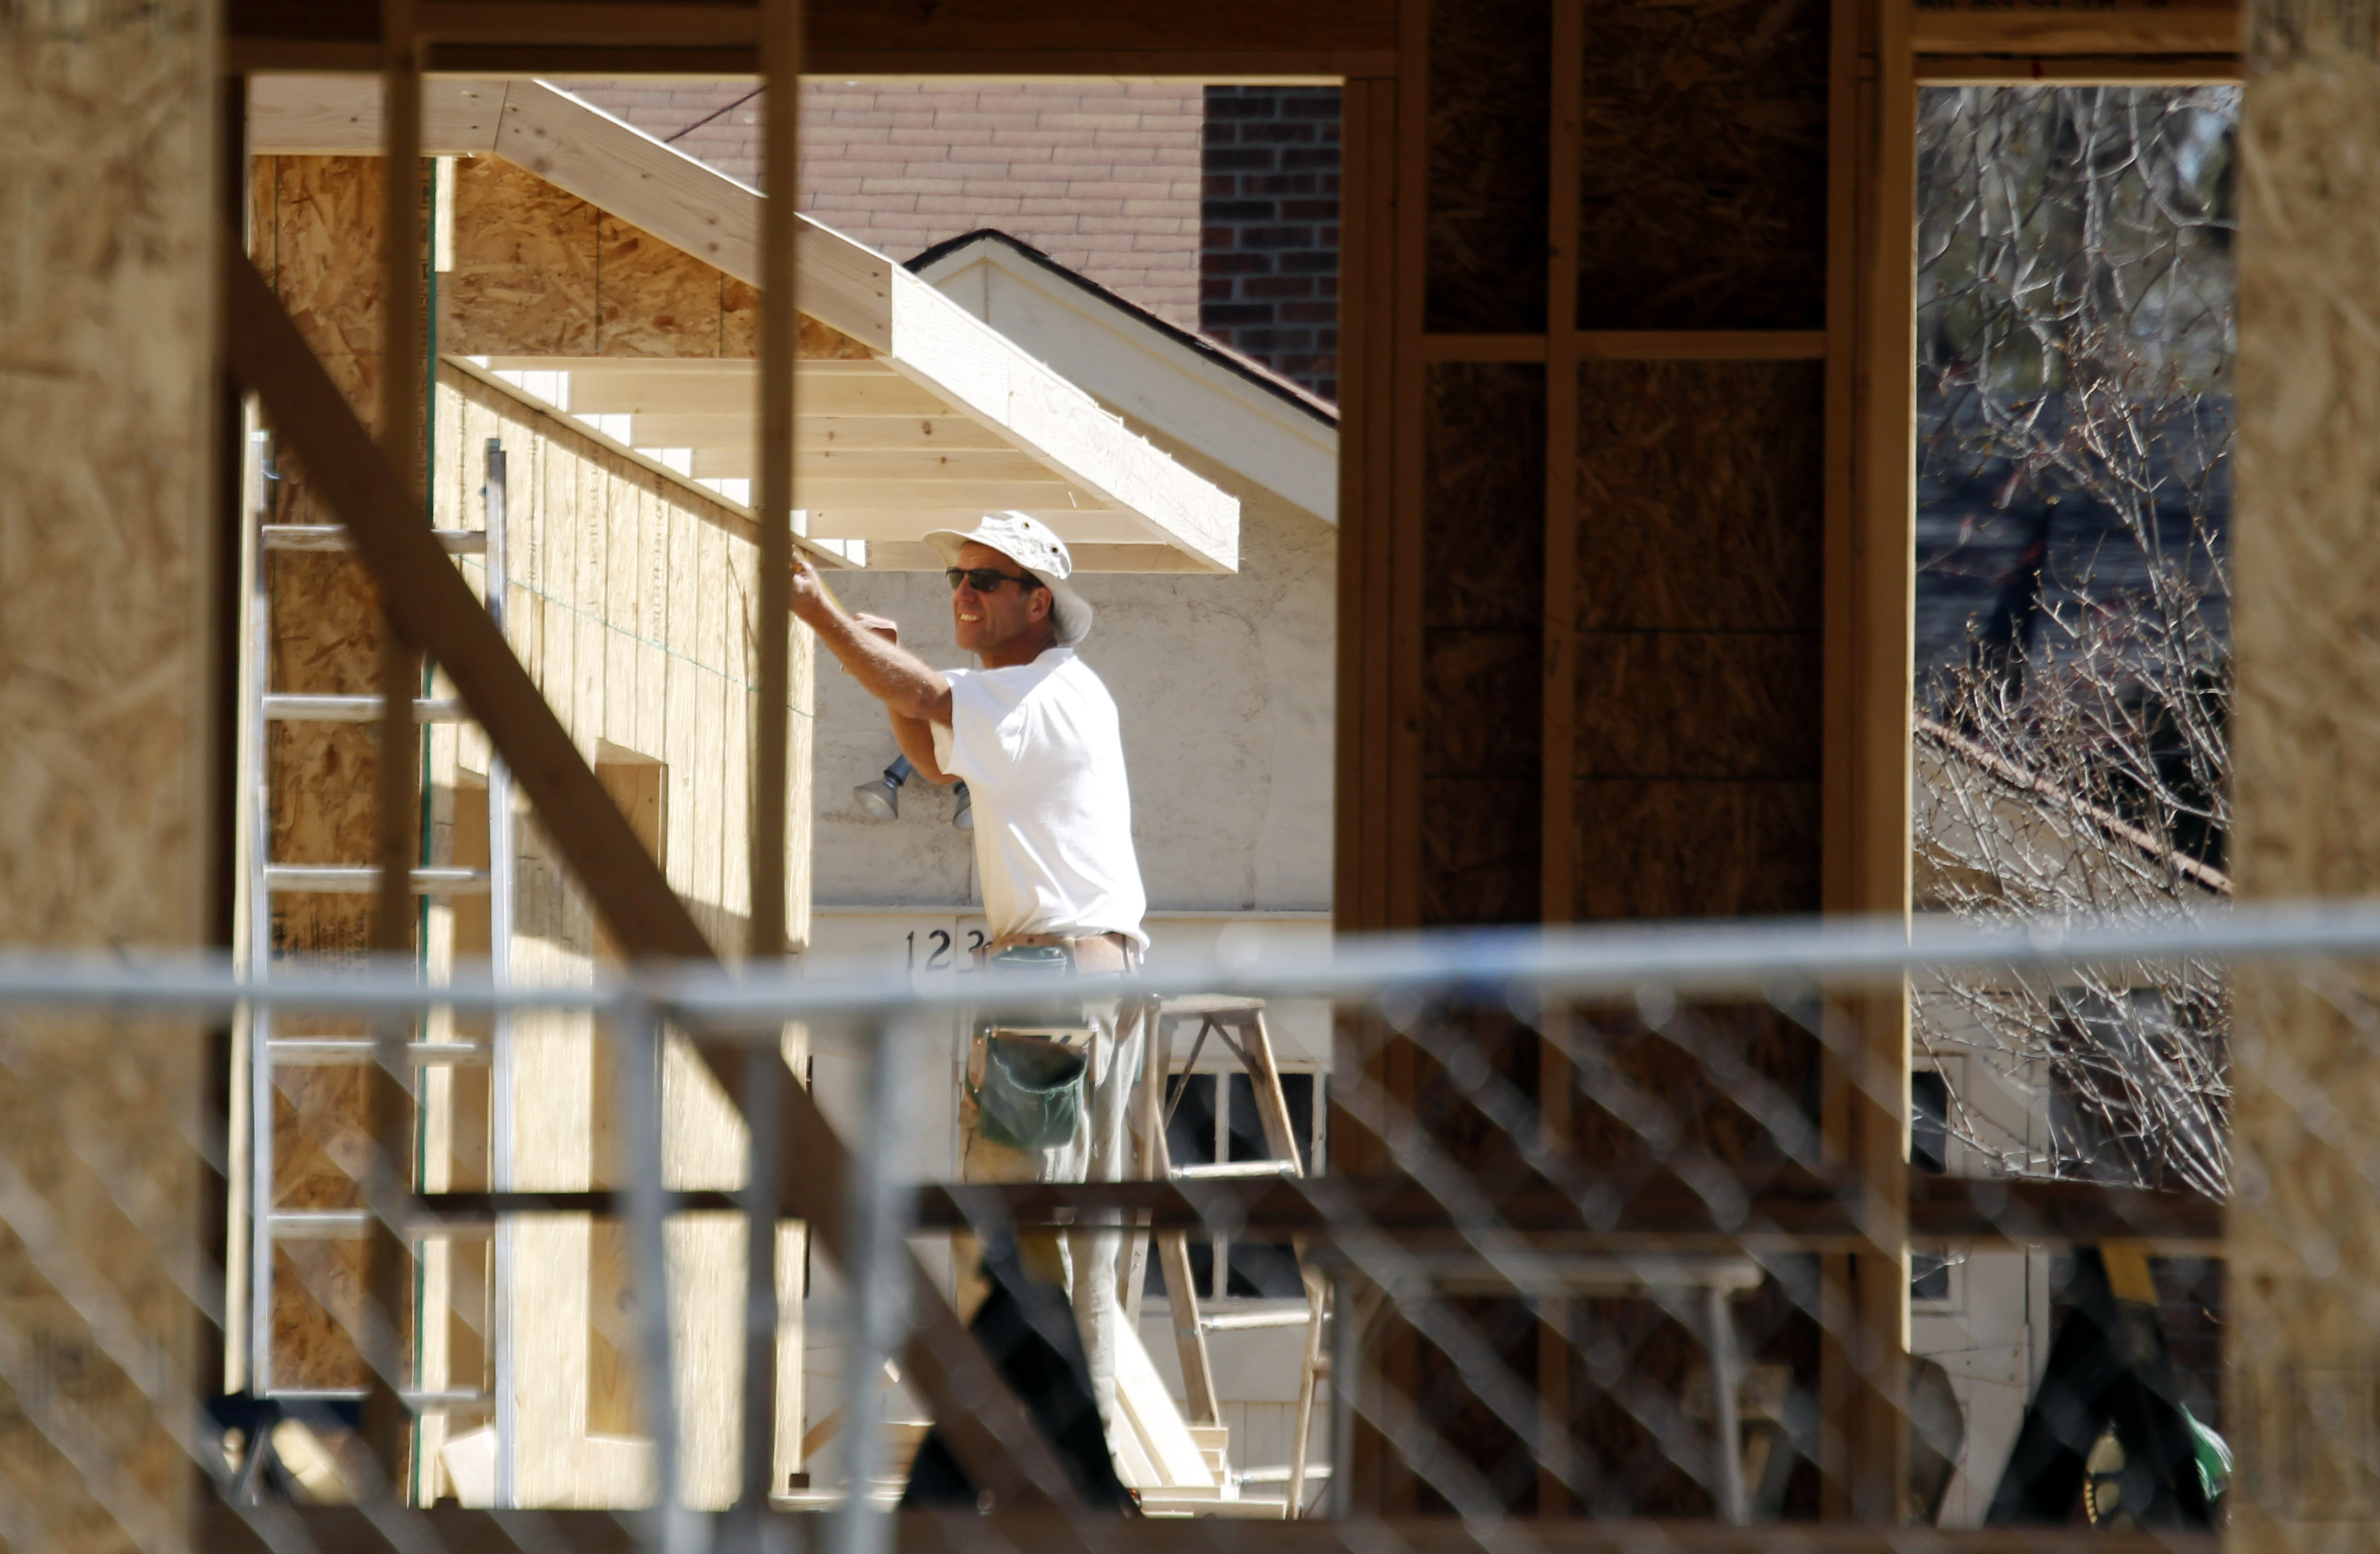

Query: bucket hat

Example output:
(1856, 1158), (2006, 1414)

(923, 511), (1092, 645)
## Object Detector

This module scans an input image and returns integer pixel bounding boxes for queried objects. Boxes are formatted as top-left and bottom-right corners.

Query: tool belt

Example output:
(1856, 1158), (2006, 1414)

(974, 930), (1139, 976)
(961, 931), (1141, 1154)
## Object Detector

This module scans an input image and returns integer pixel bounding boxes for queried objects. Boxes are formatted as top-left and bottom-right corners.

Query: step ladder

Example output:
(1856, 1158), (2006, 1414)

(1127, 995), (1331, 1518)
(242, 433), (518, 1493)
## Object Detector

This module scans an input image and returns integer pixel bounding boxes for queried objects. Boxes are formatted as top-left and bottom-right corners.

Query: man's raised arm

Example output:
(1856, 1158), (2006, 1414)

(789, 554), (958, 781)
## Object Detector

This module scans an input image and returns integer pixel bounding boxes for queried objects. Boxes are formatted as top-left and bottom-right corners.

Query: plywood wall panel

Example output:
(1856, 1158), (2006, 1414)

(2228, 8), (2380, 1537)
(1421, 778), (1546, 926)
(1573, 778), (1821, 919)
(1573, 632), (1821, 781)
(1425, 0), (1553, 334)
(433, 153), (874, 360)
(0, 12), (215, 1544)
(599, 216), (727, 357)
(1574, 361), (1825, 633)
(1575, 0), (1830, 329)
(1421, 363), (1544, 927)
(442, 154), (600, 357)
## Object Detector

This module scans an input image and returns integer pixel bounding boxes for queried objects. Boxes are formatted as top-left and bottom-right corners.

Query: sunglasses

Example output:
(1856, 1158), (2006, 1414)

(945, 566), (1041, 594)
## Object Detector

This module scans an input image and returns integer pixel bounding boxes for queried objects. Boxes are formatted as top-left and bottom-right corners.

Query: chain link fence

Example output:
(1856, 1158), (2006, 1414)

(2, 907), (2352, 1550)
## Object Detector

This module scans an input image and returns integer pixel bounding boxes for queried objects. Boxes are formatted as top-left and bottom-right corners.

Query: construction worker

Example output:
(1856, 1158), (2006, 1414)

(789, 510), (1149, 1446)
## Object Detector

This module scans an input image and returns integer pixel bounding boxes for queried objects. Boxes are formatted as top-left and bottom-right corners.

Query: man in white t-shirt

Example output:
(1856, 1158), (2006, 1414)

(789, 511), (1149, 1435)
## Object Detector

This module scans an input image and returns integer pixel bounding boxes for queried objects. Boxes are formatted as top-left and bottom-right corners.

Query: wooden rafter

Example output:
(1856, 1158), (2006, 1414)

(248, 76), (1242, 572)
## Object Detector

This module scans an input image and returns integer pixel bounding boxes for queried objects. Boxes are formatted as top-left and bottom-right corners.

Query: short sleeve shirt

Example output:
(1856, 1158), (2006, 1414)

(931, 646), (1148, 949)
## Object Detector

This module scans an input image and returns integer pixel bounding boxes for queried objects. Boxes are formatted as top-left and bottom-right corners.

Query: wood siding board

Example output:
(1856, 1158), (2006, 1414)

(1575, 0), (1831, 331)
(664, 652), (701, 902)
(604, 483), (639, 743)
(637, 494), (669, 759)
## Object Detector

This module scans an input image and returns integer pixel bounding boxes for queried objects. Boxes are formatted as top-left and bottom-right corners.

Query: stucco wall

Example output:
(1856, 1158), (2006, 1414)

(808, 465), (1334, 920)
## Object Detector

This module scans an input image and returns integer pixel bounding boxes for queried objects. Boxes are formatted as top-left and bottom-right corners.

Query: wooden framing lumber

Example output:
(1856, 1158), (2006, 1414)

(1909, 3), (2239, 56)
(1421, 331), (1831, 362)
(225, 0), (1403, 76)
(1537, 0), (1586, 1513)
(1827, 0), (1917, 1522)
(248, 75), (507, 154)
(257, 79), (1239, 571)
(360, 2), (425, 1485)
(202, 1502), (2222, 1552)
(1914, 54), (2241, 82)
(224, 242), (1080, 1512)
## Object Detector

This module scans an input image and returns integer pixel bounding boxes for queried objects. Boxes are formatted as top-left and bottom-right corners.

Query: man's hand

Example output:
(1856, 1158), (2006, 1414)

(788, 554), (954, 733)
(789, 552), (834, 627)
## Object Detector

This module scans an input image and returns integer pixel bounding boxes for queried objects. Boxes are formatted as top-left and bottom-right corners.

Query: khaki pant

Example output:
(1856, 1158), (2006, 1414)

(955, 956), (1151, 1440)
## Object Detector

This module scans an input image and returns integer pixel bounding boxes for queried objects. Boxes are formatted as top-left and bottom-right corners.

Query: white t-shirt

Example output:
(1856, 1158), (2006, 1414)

(931, 646), (1148, 949)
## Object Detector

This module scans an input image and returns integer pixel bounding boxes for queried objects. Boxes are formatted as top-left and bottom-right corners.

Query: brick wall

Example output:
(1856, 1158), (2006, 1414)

(565, 80), (1205, 331)
(1200, 86), (1342, 401)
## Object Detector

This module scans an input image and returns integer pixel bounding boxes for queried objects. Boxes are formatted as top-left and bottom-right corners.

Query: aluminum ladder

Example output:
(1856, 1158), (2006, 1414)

(243, 432), (518, 1497)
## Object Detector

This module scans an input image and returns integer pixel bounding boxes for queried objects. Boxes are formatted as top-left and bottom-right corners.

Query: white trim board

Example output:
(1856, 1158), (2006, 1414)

(913, 232), (1339, 526)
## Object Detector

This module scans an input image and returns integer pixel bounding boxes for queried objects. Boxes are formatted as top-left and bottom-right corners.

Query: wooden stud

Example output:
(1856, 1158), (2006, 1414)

(751, 0), (797, 971)
(1387, 0), (1430, 936)
(364, 0), (425, 1492)
(1543, 0), (1584, 933)
(1539, 0), (1586, 1517)
(1846, 0), (1917, 1523)
(1818, 0), (1867, 1517)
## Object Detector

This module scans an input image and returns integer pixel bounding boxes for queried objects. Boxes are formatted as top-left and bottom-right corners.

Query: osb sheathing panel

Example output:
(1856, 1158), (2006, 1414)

(1422, 364), (1543, 927)
(2229, 15), (2380, 1539)
(438, 153), (875, 360)
(1574, 778), (1821, 918)
(1425, 0), (1553, 334)
(1570, 359), (1822, 920)
(1575, 0), (1830, 329)
(0, 7), (213, 1550)
(443, 154), (599, 355)
(1574, 361), (1824, 633)
(1574, 633), (1820, 780)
